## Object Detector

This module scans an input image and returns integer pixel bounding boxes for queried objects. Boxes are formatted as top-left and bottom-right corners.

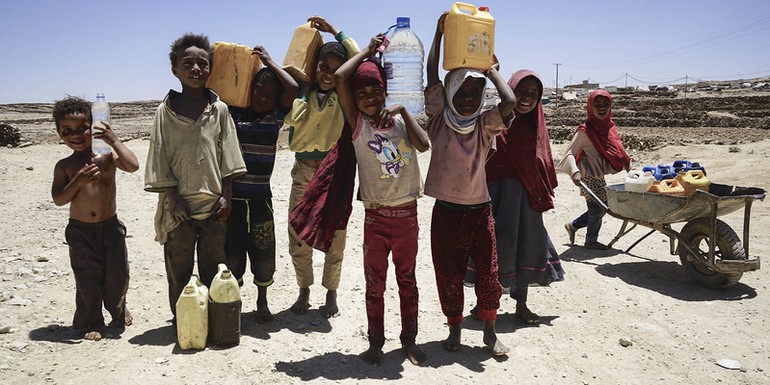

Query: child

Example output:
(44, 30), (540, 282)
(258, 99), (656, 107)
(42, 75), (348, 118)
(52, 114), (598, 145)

(51, 96), (140, 340)
(284, 16), (359, 318)
(226, 46), (298, 324)
(558, 90), (631, 250)
(144, 33), (247, 317)
(424, 13), (515, 356)
(334, 34), (430, 365)
(467, 70), (559, 324)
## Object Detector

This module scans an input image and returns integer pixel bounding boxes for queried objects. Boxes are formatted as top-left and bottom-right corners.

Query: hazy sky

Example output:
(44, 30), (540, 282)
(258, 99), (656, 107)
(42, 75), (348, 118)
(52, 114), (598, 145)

(2, 0), (769, 103)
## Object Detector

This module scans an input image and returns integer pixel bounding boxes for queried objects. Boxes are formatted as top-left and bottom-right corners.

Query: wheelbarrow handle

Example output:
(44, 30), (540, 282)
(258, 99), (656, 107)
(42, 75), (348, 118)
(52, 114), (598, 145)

(579, 180), (610, 212)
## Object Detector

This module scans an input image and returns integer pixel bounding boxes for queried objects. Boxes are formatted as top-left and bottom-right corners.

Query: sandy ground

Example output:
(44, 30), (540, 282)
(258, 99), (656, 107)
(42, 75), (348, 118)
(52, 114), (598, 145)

(1, 137), (769, 385)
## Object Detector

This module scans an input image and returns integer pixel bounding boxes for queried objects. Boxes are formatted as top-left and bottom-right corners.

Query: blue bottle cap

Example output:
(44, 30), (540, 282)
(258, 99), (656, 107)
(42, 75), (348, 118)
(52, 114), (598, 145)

(396, 17), (410, 28)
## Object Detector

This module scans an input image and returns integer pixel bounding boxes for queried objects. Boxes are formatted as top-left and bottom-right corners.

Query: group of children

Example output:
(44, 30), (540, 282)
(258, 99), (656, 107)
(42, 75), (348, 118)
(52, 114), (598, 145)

(51, 12), (629, 364)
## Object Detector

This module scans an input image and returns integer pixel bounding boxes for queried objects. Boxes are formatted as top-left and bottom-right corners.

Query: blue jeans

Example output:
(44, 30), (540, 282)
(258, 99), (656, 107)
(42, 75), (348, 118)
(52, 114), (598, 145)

(571, 200), (605, 243)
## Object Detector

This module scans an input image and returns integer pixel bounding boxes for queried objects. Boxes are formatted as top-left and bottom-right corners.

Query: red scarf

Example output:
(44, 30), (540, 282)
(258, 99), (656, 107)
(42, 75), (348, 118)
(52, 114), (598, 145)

(486, 70), (557, 212)
(577, 90), (630, 172)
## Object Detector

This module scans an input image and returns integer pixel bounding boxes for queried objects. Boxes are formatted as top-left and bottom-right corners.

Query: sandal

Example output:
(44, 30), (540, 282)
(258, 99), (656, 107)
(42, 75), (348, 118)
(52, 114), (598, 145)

(564, 223), (576, 245)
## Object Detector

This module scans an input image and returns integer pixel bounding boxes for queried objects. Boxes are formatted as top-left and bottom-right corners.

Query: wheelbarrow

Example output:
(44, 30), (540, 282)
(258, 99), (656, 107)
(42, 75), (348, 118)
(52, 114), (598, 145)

(579, 180), (765, 288)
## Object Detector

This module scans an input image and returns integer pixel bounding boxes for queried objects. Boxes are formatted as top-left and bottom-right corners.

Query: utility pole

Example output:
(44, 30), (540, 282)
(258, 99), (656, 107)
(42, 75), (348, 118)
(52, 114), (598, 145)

(553, 62), (561, 108)
(625, 73), (628, 88)
(684, 75), (688, 99)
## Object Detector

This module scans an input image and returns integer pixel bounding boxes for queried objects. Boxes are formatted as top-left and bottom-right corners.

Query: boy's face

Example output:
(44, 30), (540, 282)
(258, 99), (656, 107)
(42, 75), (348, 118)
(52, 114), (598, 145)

(250, 78), (280, 113)
(592, 95), (611, 120)
(513, 77), (540, 115)
(354, 85), (386, 117)
(452, 78), (485, 116)
(172, 46), (210, 90)
(315, 55), (345, 92)
(57, 112), (91, 152)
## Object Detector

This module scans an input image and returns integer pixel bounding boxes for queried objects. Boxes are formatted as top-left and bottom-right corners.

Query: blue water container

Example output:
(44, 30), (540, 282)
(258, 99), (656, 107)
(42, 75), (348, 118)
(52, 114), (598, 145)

(643, 164), (676, 181)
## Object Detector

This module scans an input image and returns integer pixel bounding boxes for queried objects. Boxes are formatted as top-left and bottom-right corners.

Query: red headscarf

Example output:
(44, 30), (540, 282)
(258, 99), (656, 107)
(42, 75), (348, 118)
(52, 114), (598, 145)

(578, 90), (630, 172)
(351, 60), (386, 94)
(486, 70), (557, 212)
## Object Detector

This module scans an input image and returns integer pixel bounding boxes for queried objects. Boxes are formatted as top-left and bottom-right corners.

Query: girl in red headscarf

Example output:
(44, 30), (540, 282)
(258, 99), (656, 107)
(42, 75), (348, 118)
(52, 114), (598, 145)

(558, 90), (631, 250)
(334, 34), (430, 366)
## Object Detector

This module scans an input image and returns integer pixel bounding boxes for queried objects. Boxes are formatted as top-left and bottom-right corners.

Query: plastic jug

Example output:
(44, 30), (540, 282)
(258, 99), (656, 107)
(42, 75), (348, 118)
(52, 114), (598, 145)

(676, 170), (710, 196)
(646, 179), (686, 196)
(175, 275), (209, 350)
(443, 2), (495, 71)
(208, 263), (241, 347)
(382, 17), (425, 116)
(642, 164), (676, 181)
(282, 22), (324, 84)
(624, 170), (655, 192)
(206, 42), (262, 108)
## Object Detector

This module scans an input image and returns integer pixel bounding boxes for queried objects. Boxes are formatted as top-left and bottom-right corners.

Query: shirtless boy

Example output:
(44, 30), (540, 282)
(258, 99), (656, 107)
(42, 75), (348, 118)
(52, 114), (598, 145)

(51, 96), (140, 340)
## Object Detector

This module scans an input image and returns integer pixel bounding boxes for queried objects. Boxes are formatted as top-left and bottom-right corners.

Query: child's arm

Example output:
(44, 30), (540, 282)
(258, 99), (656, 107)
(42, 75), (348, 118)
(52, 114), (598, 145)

(211, 175), (233, 223)
(427, 13), (447, 88)
(253, 46), (299, 110)
(308, 16), (360, 56)
(93, 122), (139, 172)
(334, 34), (383, 128)
(378, 105), (430, 153)
(487, 64), (516, 120)
(51, 161), (99, 206)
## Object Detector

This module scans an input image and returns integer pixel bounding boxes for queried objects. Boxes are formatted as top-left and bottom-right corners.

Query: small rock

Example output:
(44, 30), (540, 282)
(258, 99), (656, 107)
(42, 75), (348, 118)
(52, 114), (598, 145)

(47, 324), (60, 331)
(36, 256), (49, 262)
(0, 326), (11, 334)
(8, 297), (32, 306)
(17, 268), (33, 277)
(154, 357), (169, 364)
(8, 341), (28, 352)
(26, 166), (34, 171)
(619, 337), (633, 347)
(716, 358), (741, 370)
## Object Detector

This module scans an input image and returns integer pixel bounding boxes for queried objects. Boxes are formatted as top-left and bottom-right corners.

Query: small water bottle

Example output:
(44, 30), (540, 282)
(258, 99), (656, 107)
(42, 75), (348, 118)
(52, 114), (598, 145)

(382, 17), (425, 116)
(91, 93), (112, 155)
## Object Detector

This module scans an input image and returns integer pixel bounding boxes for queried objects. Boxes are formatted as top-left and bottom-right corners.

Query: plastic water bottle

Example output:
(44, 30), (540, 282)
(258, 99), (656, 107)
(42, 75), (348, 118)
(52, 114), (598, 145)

(91, 93), (112, 155)
(382, 17), (425, 116)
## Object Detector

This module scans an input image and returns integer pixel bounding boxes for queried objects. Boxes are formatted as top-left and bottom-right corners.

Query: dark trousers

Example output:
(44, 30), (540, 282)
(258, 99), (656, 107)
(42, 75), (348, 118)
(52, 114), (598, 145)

(363, 205), (419, 348)
(164, 216), (226, 315)
(572, 200), (605, 243)
(65, 216), (129, 330)
(431, 201), (501, 324)
(226, 198), (276, 287)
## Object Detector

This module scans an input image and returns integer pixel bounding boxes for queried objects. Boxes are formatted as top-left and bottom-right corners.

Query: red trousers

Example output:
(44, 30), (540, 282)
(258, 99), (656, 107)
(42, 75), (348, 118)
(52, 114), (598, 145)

(363, 205), (419, 348)
(431, 201), (501, 324)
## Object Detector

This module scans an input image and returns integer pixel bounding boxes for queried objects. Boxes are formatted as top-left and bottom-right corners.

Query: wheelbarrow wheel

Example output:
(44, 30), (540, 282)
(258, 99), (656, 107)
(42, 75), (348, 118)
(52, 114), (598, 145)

(677, 217), (746, 289)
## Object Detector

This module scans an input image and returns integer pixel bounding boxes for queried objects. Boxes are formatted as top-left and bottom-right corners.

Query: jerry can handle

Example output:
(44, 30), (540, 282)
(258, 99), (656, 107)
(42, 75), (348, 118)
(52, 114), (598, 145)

(451, 2), (478, 15)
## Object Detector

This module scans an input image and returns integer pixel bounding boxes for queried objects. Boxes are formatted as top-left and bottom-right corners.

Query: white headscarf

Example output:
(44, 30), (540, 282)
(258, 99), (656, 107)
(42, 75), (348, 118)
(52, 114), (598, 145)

(443, 68), (486, 135)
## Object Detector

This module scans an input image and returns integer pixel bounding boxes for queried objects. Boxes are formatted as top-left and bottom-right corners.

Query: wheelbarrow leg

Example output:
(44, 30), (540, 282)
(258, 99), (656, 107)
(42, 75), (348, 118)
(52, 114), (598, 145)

(624, 228), (656, 253)
(607, 219), (636, 249)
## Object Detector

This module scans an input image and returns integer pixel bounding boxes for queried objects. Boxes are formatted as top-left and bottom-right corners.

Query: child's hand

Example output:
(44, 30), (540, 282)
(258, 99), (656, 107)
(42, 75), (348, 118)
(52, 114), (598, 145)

(367, 34), (385, 55)
(375, 105), (400, 128)
(211, 196), (230, 224)
(571, 172), (583, 186)
(308, 16), (335, 34)
(487, 54), (500, 74)
(74, 163), (100, 186)
(167, 192), (191, 223)
(252, 45), (272, 63)
(92, 121), (118, 147)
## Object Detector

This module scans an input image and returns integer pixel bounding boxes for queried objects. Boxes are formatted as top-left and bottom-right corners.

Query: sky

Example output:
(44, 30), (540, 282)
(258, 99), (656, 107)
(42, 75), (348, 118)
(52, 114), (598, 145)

(1, 0), (769, 103)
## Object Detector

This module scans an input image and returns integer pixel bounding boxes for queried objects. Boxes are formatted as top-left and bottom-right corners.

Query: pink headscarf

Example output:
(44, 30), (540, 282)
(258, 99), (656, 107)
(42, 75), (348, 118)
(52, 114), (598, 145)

(351, 60), (386, 94)
(578, 90), (630, 172)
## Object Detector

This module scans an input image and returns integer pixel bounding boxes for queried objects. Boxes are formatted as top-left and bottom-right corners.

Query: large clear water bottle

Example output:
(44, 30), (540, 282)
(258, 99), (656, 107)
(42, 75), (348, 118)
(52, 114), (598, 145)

(91, 93), (112, 155)
(382, 17), (425, 116)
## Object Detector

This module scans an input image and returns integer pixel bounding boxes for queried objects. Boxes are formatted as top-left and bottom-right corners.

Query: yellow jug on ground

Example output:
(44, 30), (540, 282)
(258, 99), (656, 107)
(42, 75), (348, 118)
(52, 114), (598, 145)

(283, 22), (324, 84)
(676, 170), (710, 196)
(209, 263), (242, 347)
(443, 2), (495, 71)
(646, 179), (686, 196)
(175, 275), (209, 350)
(206, 42), (262, 108)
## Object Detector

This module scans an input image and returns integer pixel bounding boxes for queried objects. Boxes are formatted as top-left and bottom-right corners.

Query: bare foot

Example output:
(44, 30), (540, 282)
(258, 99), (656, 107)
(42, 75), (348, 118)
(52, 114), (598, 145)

(442, 324), (462, 351)
(321, 290), (339, 318)
(359, 345), (384, 365)
(403, 343), (427, 366)
(483, 320), (509, 356)
(84, 330), (103, 341)
(290, 288), (310, 314)
(515, 302), (540, 324)
(256, 305), (274, 324)
(124, 308), (133, 326)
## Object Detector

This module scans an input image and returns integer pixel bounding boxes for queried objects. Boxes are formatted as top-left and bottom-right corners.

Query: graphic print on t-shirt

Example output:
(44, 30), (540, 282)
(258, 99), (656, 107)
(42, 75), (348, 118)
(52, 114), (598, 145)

(366, 133), (414, 179)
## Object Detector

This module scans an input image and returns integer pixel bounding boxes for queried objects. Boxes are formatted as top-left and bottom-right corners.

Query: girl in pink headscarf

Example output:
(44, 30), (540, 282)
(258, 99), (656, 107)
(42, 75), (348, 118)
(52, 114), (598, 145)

(558, 90), (631, 250)
(334, 34), (430, 366)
